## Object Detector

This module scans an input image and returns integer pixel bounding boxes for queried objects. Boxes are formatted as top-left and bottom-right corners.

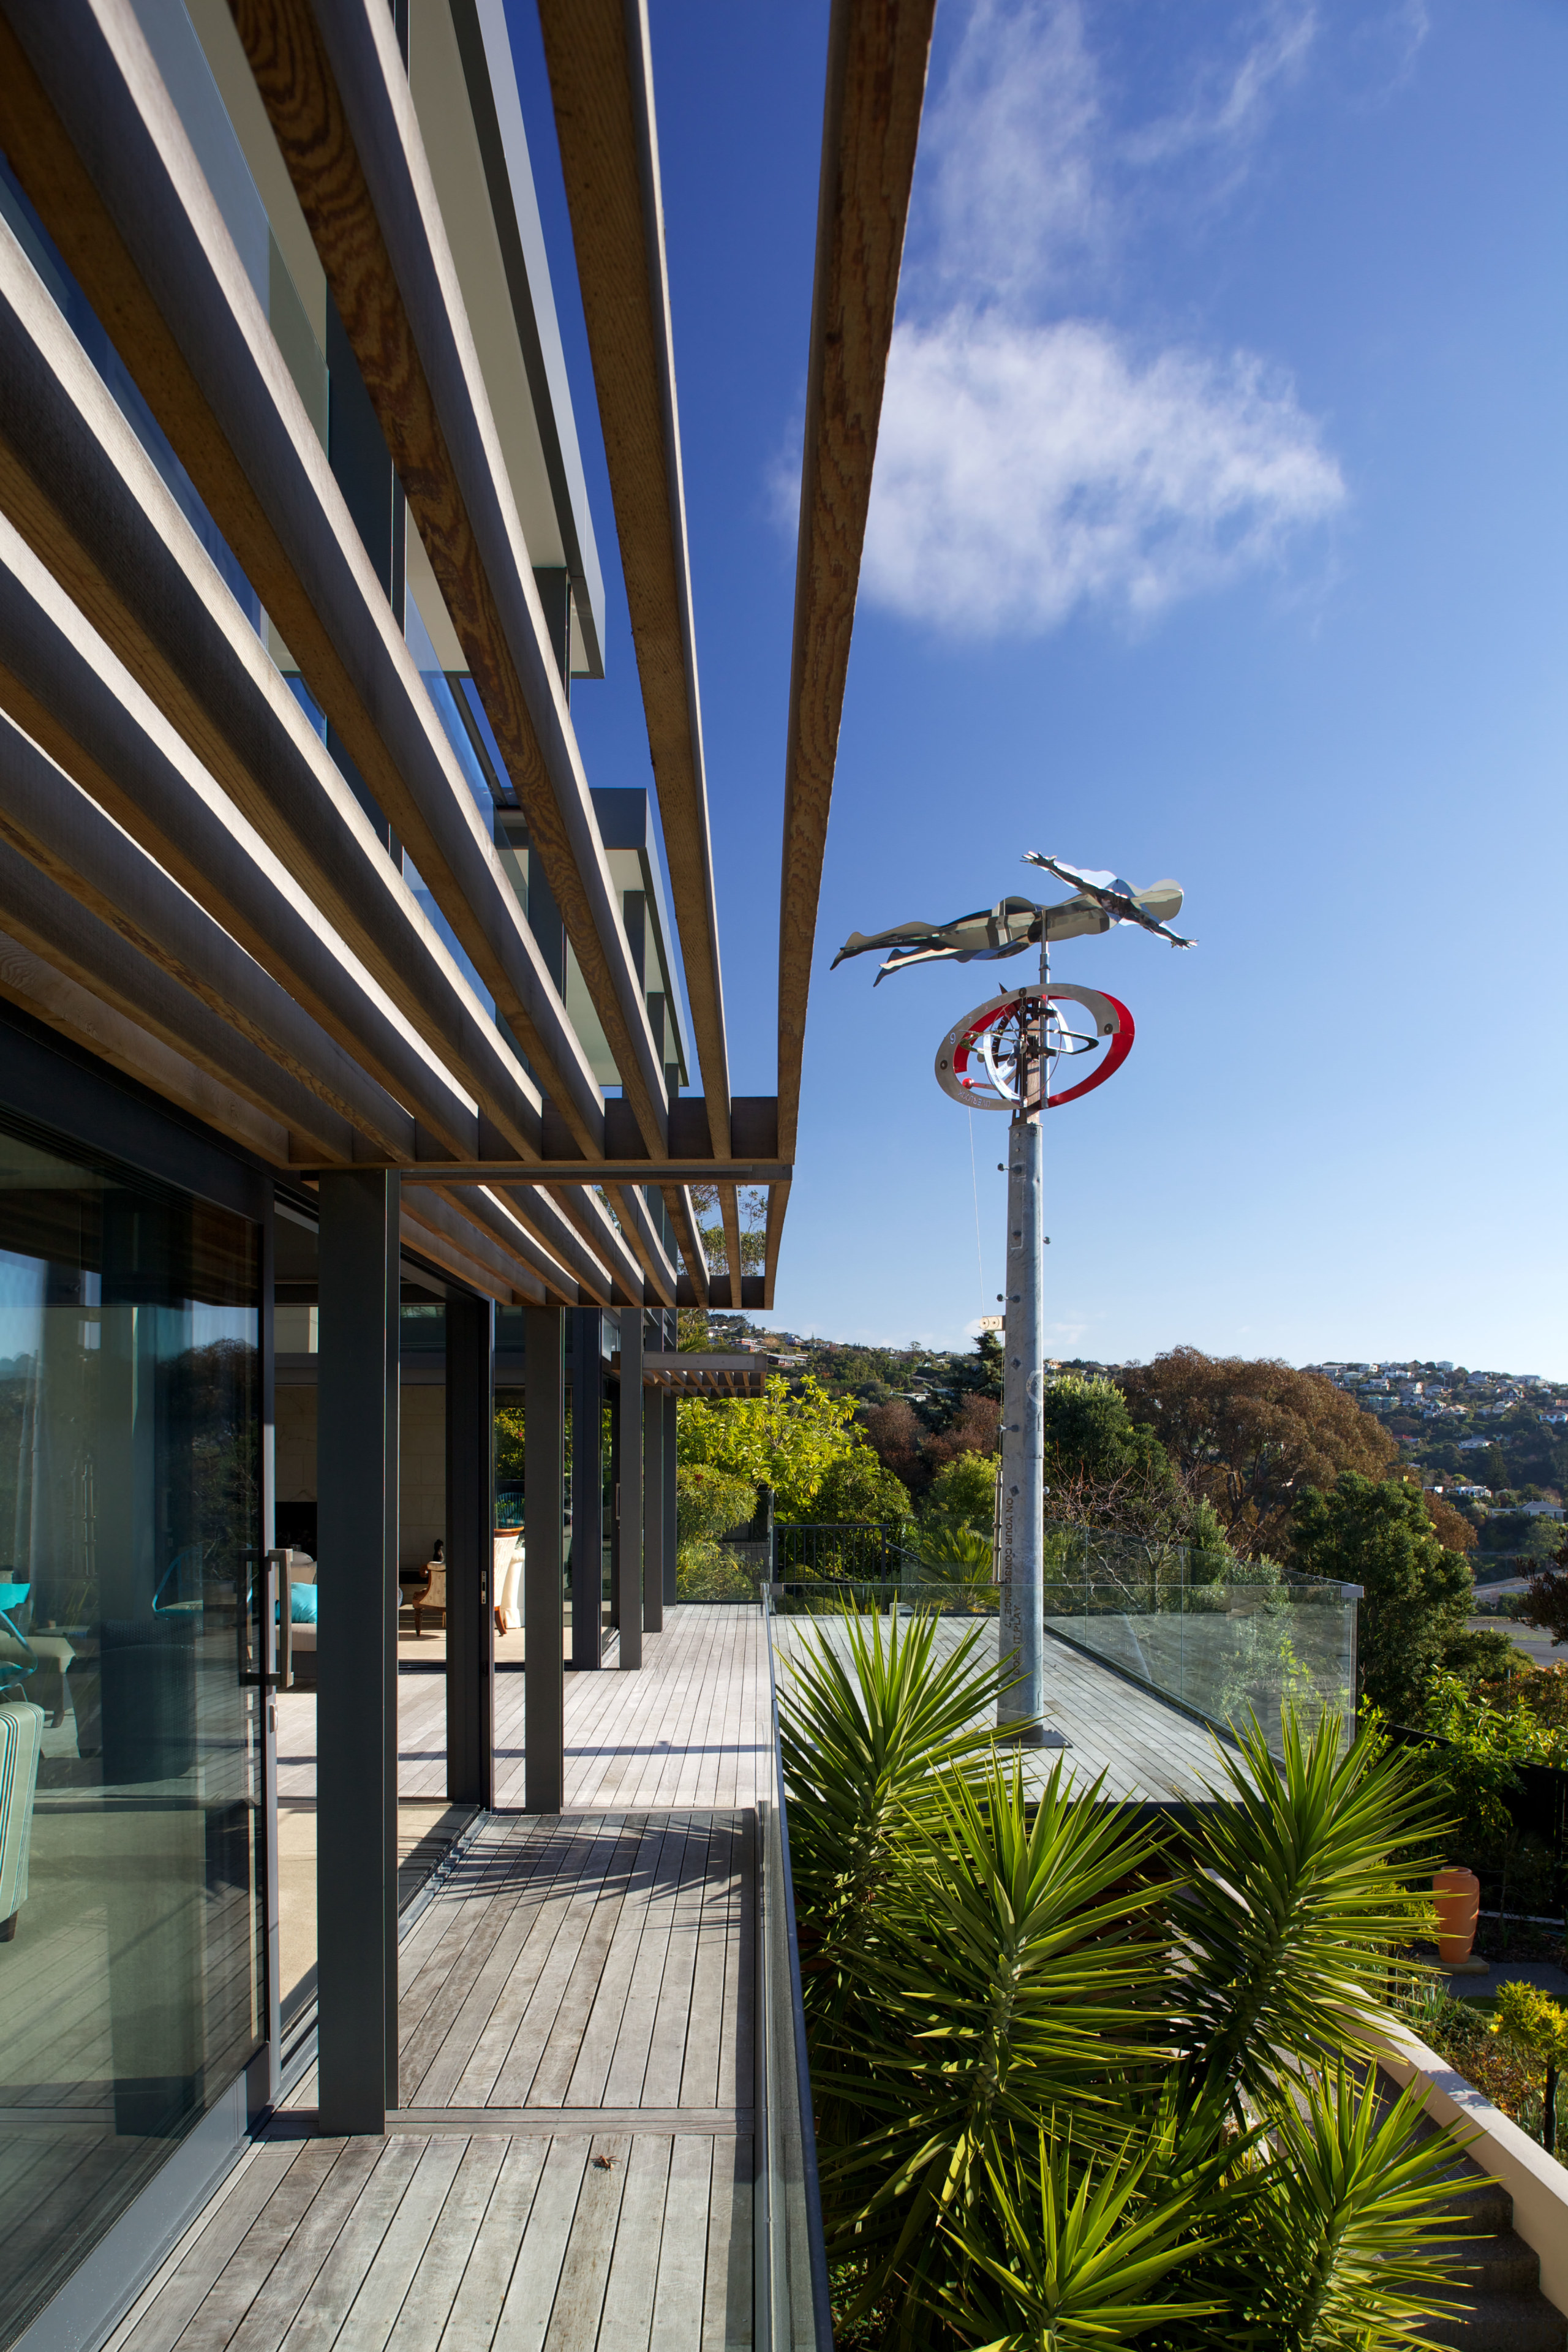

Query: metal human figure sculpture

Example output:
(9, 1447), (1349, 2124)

(832, 858), (1192, 984)
(836, 857), (1191, 1744)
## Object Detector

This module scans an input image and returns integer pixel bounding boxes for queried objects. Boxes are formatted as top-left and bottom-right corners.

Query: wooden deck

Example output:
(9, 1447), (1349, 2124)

(102, 1602), (1234, 2351)
(106, 1612), (766, 2352)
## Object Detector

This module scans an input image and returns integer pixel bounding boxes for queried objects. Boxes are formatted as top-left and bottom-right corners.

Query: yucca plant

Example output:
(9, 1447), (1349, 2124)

(1173, 1711), (1441, 2119)
(819, 1757), (1171, 2328)
(913, 1518), (998, 1593)
(935, 2128), (1221, 2350)
(782, 1618), (1469, 2352)
(1218, 2065), (1469, 2350)
(779, 1607), (1013, 1989)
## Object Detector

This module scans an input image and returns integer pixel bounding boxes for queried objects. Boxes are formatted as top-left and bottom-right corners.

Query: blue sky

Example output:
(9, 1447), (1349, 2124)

(510, 1), (1568, 1376)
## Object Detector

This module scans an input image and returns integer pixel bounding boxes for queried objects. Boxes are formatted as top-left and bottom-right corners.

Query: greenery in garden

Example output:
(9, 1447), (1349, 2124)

(1368, 1665), (1568, 1921)
(1291, 1475), (1481, 1716)
(673, 1373), (908, 1591)
(1491, 1981), (1567, 2155)
(781, 1611), (1470, 2350)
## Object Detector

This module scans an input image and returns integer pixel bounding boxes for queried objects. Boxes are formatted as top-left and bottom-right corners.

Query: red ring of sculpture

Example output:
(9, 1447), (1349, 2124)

(941, 985), (1134, 1108)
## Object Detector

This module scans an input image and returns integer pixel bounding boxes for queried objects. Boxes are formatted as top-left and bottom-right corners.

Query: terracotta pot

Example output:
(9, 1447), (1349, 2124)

(1433, 1866), (1480, 1963)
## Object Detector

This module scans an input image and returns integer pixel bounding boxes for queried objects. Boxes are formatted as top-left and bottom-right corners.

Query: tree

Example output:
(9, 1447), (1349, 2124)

(1292, 1474), (1472, 1719)
(1118, 1348), (1395, 1561)
(1517, 1534), (1568, 1648)
(812, 1447), (913, 1526)
(924, 1449), (998, 1526)
(677, 1373), (885, 1521)
(861, 1393), (1001, 1502)
(687, 1183), (767, 1278)
(1036, 1373), (1180, 1537)
(948, 1331), (1003, 1406)
(861, 1397), (926, 1494)
(1419, 1488), (1477, 1553)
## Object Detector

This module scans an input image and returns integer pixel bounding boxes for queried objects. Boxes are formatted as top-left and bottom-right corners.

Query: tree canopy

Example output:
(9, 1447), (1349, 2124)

(1118, 1348), (1395, 1561)
(1291, 1474), (1472, 1719)
(676, 1374), (893, 1523)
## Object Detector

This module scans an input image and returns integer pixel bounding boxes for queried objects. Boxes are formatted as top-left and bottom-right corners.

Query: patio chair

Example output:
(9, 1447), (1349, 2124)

(494, 1531), (524, 1635)
(0, 1696), (45, 1941)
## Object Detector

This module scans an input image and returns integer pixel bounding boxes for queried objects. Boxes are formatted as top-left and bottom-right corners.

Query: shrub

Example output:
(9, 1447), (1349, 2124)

(782, 1618), (1463, 2348)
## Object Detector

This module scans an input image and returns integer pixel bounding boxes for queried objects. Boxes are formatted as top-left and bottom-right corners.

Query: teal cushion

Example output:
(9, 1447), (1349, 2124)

(289, 1583), (318, 1626)
(0, 1583), (30, 1611)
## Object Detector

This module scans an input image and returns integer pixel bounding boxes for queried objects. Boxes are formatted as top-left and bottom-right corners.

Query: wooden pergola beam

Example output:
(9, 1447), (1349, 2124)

(489, 1185), (616, 1308)
(0, 928), (291, 1166)
(434, 1184), (578, 1307)
(763, 1178), (792, 1311)
(607, 1183), (677, 1310)
(399, 1191), (533, 1306)
(534, 0), (732, 1163)
(661, 1182), (709, 1309)
(0, 520), (484, 1159)
(777, 0), (935, 1159)
(0, 235), (546, 1159)
(228, 0), (673, 1156)
(0, 837), (363, 1166)
(720, 1185), (745, 1312)
(0, 708), (423, 1159)
(0, 1), (609, 1157)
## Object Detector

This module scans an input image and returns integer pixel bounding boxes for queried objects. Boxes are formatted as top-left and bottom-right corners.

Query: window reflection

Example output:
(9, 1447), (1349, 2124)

(0, 1118), (262, 2347)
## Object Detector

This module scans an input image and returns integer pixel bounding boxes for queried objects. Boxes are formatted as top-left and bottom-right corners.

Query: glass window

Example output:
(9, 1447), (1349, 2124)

(0, 1114), (263, 2346)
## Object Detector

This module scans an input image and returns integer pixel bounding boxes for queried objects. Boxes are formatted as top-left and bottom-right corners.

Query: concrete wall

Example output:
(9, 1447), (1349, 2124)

(272, 1381), (447, 1568)
(399, 1385), (445, 1568)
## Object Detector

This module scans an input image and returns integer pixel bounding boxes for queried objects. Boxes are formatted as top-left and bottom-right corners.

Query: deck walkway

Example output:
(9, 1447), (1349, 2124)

(105, 1610), (767, 2352)
(102, 1604), (1234, 2352)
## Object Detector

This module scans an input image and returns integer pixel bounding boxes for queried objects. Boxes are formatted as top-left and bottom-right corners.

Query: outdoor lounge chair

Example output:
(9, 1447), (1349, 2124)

(0, 1697), (45, 1941)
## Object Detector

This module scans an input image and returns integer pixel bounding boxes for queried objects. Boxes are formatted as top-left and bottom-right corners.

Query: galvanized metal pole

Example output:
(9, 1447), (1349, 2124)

(998, 966), (1046, 1741)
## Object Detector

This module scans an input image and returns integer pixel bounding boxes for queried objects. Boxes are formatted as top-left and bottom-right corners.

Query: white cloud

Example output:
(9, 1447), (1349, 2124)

(851, 0), (1352, 638)
(1121, 2), (1319, 170)
(924, 0), (1106, 304)
(864, 313), (1345, 636)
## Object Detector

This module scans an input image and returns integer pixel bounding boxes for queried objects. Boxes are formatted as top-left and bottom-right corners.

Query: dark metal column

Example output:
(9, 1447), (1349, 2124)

(663, 1388), (679, 1610)
(615, 1310), (644, 1668)
(569, 1310), (603, 1668)
(257, 1196), (281, 2113)
(643, 1360), (664, 1634)
(316, 1170), (399, 2135)
(524, 1308), (566, 1810)
(445, 1294), (494, 1810)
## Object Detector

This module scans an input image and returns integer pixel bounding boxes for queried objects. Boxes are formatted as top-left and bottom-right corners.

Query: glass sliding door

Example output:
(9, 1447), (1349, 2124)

(0, 1112), (263, 2346)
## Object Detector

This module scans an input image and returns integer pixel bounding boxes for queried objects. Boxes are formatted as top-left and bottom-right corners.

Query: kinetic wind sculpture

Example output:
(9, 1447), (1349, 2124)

(836, 854), (1194, 1742)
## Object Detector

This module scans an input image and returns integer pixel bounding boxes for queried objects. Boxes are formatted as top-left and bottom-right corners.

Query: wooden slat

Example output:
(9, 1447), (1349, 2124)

(762, 1178), (791, 1311)
(662, 1183), (710, 1307)
(0, 834), (359, 1165)
(0, 927), (290, 1166)
(649, 2136), (717, 2352)
(777, 0), (937, 1161)
(489, 2136), (590, 2346)
(230, 0), (672, 1157)
(594, 2135), (671, 2348)
(0, 235), (541, 1158)
(0, 1), (609, 1159)
(0, 710), (419, 1162)
(535, 0), (732, 1164)
(435, 1184), (579, 1307)
(607, 1183), (679, 1308)
(433, 2137), (549, 2348)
